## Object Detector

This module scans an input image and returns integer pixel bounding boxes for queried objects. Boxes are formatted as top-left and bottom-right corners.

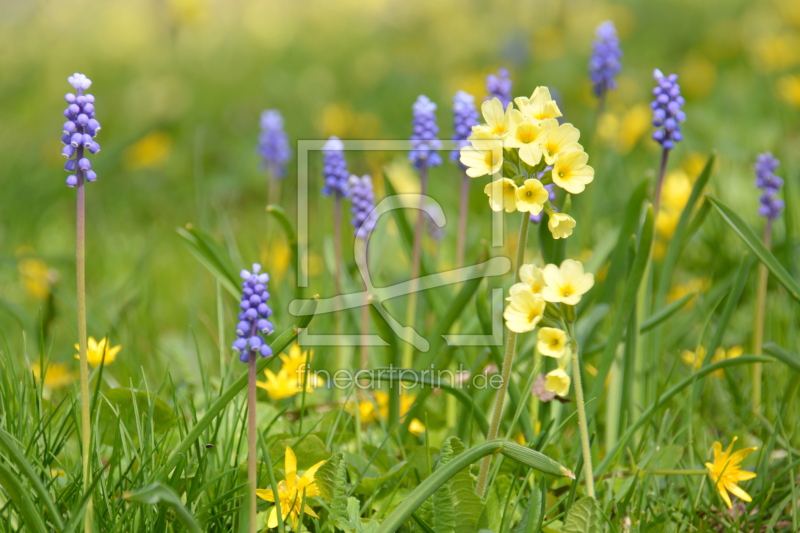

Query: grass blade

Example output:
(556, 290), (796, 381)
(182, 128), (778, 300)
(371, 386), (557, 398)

(125, 482), (202, 533)
(0, 462), (49, 533)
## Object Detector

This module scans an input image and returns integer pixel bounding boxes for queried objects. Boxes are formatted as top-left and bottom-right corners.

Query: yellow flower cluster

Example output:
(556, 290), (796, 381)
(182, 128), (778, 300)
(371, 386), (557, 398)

(257, 345), (324, 400)
(681, 345), (743, 378)
(504, 260), (594, 396)
(460, 88), (594, 239)
(347, 391), (425, 436)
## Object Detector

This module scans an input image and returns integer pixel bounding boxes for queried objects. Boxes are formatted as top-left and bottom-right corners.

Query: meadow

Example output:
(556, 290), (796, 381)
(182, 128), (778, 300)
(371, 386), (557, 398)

(1, 0), (799, 531)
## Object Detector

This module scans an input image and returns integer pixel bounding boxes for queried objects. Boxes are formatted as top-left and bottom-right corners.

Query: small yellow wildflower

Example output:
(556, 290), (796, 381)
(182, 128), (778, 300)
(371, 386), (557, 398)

(460, 131), (503, 177)
(256, 345), (323, 400)
(514, 87), (562, 122)
(547, 211), (576, 240)
(505, 111), (550, 166)
(541, 260), (594, 306)
(473, 98), (513, 137)
(544, 368), (570, 396)
(542, 122), (582, 165)
(515, 179), (549, 214)
(484, 178), (518, 213)
(537, 328), (567, 358)
(705, 438), (757, 509)
(31, 362), (74, 389)
(256, 446), (326, 528)
(74, 337), (121, 368)
(122, 131), (172, 170)
(18, 257), (55, 300)
(509, 263), (545, 297)
(347, 392), (425, 434)
(680, 345), (743, 378)
(552, 150), (594, 194)
(503, 291), (545, 333)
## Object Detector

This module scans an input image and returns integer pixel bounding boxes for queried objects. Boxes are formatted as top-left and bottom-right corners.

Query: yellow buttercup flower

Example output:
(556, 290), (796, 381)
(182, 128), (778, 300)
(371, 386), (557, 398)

(537, 328), (567, 358)
(544, 368), (570, 396)
(460, 131), (503, 177)
(484, 178), (518, 212)
(347, 391), (425, 434)
(680, 345), (743, 378)
(705, 438), (757, 509)
(74, 337), (121, 368)
(18, 257), (54, 300)
(473, 98), (513, 137)
(552, 151), (594, 194)
(505, 110), (550, 166)
(547, 211), (576, 240)
(31, 362), (74, 389)
(514, 87), (562, 122)
(503, 291), (545, 333)
(542, 122), (582, 165)
(515, 179), (549, 214)
(509, 263), (545, 297)
(541, 260), (594, 306)
(256, 446), (326, 528)
(257, 345), (323, 400)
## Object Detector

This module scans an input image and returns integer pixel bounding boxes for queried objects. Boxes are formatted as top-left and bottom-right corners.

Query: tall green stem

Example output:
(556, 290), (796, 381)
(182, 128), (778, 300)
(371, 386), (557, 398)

(334, 196), (344, 370)
(456, 170), (469, 269)
(752, 220), (772, 413)
(570, 340), (595, 498)
(402, 163), (428, 369)
(76, 150), (92, 533)
(247, 353), (258, 533)
(476, 212), (530, 496)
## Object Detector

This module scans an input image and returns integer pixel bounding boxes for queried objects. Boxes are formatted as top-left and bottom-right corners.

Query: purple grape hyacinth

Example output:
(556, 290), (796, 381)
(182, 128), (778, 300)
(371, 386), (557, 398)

(754, 153), (784, 220)
(451, 91), (479, 162)
(232, 264), (274, 363)
(257, 109), (292, 179)
(589, 21), (622, 98)
(61, 73), (101, 188)
(650, 69), (686, 150)
(486, 68), (512, 108)
(409, 95), (443, 170)
(321, 136), (349, 197)
(348, 174), (378, 240)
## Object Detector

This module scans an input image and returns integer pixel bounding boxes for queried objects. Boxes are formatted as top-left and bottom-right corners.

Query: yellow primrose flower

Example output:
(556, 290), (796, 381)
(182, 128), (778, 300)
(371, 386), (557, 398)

(542, 122), (582, 165)
(257, 446), (326, 528)
(74, 337), (121, 368)
(547, 211), (576, 240)
(552, 151), (594, 194)
(473, 98), (513, 137)
(541, 260), (594, 306)
(509, 263), (545, 297)
(31, 362), (74, 389)
(484, 178), (518, 212)
(705, 438), (757, 509)
(514, 87), (562, 122)
(537, 328), (567, 358)
(505, 110), (550, 166)
(460, 131), (503, 177)
(503, 291), (546, 333)
(515, 179), (549, 214)
(544, 368), (570, 396)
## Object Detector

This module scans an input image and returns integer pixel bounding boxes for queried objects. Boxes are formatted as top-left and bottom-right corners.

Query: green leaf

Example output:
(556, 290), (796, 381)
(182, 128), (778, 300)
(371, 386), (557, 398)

(432, 439), (457, 533)
(102, 388), (174, 436)
(444, 439), (484, 533)
(315, 452), (345, 502)
(267, 204), (301, 299)
(763, 343), (800, 373)
(162, 297), (318, 475)
(513, 477), (543, 533)
(538, 211), (565, 265)
(707, 195), (800, 303)
(563, 497), (603, 533)
(0, 462), (49, 533)
(125, 482), (202, 533)
(268, 434), (331, 471)
(0, 428), (64, 531)
(177, 225), (240, 298)
(651, 445), (683, 471)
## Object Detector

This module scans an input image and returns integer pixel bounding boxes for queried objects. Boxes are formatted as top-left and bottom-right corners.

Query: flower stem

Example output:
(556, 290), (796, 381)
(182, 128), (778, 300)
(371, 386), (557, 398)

(570, 339), (595, 498)
(476, 212), (530, 497)
(334, 196), (343, 369)
(247, 351), (258, 533)
(402, 163), (428, 369)
(456, 170), (469, 269)
(752, 220), (772, 414)
(653, 148), (671, 215)
(76, 150), (92, 533)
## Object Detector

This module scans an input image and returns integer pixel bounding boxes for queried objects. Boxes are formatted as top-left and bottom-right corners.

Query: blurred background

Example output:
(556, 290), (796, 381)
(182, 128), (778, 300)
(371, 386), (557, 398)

(1, 0), (798, 387)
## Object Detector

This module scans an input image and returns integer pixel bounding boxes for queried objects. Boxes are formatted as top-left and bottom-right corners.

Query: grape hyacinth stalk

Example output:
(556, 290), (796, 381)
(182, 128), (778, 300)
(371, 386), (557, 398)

(258, 109), (292, 204)
(61, 72), (101, 533)
(650, 69), (686, 213)
(451, 91), (479, 268)
(589, 21), (622, 107)
(232, 264), (274, 533)
(349, 174), (378, 369)
(752, 153), (784, 413)
(485, 68), (513, 108)
(405, 95), (442, 368)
